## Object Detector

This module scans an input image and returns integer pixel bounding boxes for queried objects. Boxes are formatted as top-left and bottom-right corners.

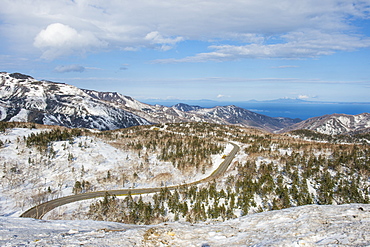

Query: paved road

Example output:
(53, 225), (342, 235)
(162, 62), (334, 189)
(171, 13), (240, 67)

(20, 143), (240, 219)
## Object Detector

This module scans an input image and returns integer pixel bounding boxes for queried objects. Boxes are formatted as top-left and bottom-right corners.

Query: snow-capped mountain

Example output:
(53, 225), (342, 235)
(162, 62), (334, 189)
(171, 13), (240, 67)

(0, 72), (300, 132)
(83, 87), (296, 130)
(194, 105), (300, 132)
(0, 72), (150, 130)
(281, 113), (370, 135)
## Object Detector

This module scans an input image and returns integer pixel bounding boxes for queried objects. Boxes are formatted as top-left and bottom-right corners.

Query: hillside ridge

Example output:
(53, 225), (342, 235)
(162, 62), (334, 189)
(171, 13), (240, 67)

(0, 72), (299, 132)
(1, 72), (369, 135)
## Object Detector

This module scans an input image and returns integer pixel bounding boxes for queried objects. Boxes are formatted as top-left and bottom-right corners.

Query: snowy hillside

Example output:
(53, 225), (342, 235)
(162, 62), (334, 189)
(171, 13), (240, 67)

(195, 105), (300, 132)
(1, 204), (369, 246)
(281, 113), (370, 135)
(1, 72), (300, 132)
(0, 124), (228, 217)
(0, 72), (150, 130)
(83, 88), (300, 132)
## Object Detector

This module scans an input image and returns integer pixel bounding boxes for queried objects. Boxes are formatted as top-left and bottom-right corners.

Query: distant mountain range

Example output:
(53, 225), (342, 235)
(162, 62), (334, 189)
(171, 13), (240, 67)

(143, 97), (370, 106)
(0, 72), (369, 135)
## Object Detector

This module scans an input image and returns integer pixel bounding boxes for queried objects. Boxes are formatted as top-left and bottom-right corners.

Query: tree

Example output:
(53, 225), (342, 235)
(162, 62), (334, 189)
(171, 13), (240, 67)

(73, 181), (82, 194)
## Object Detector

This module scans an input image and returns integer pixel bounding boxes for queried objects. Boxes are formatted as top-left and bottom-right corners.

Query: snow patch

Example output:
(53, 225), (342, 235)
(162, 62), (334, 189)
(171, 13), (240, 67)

(9, 109), (29, 122)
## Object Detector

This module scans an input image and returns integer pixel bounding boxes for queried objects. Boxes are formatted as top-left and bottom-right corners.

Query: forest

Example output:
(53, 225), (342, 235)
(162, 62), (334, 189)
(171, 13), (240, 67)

(86, 123), (370, 224)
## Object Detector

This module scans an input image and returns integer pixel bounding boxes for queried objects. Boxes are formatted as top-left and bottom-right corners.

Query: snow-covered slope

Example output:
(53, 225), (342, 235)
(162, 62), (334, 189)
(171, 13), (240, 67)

(0, 72), (150, 130)
(0, 126), (229, 217)
(281, 113), (370, 135)
(1, 204), (369, 246)
(1, 72), (300, 132)
(85, 90), (301, 132)
(68, 90), (303, 132)
(195, 105), (300, 132)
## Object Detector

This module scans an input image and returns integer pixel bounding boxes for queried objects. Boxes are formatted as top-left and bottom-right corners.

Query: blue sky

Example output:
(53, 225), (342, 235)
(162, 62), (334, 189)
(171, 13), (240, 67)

(1, 0), (370, 103)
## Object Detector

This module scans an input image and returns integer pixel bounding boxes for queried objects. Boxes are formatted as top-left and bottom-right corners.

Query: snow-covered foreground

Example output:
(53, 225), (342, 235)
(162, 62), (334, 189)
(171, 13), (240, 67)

(1, 204), (369, 246)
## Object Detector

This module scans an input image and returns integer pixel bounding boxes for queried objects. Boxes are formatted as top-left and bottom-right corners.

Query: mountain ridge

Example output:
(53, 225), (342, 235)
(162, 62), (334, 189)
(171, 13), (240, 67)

(0, 72), (301, 132)
(281, 113), (370, 135)
(0, 72), (150, 130)
(1, 72), (369, 134)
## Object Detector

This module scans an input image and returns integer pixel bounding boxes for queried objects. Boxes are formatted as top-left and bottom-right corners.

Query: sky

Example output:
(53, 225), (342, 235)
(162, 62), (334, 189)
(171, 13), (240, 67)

(1, 0), (370, 103)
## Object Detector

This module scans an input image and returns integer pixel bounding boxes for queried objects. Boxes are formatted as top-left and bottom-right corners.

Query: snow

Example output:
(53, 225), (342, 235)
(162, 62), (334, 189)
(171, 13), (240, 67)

(338, 116), (351, 126)
(121, 96), (149, 110)
(9, 109), (29, 122)
(1, 204), (369, 246)
(0, 106), (7, 121)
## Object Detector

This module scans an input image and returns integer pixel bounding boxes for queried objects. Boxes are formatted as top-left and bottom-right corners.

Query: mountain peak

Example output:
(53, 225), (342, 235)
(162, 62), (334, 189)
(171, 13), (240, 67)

(0, 74), (150, 130)
(172, 103), (202, 112)
(9, 72), (34, 80)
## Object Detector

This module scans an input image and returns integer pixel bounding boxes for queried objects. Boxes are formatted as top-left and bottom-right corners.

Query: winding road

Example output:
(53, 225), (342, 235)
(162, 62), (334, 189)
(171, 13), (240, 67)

(20, 143), (240, 219)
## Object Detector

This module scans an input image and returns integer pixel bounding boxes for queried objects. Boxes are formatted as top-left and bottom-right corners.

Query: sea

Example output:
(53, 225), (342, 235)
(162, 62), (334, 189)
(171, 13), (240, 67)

(143, 100), (370, 120)
(234, 102), (370, 120)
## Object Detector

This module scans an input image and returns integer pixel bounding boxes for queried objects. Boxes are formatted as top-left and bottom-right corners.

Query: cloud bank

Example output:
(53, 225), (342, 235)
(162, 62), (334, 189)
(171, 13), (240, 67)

(154, 31), (370, 63)
(1, 0), (369, 60)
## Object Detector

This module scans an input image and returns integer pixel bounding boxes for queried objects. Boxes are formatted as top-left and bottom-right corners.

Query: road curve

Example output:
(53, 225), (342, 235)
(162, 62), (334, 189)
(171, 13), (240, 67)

(21, 143), (240, 219)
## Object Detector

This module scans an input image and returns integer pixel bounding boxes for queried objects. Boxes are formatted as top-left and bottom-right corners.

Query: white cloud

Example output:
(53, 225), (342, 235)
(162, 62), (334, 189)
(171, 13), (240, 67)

(34, 23), (105, 59)
(297, 95), (310, 100)
(145, 31), (183, 50)
(54, 64), (85, 73)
